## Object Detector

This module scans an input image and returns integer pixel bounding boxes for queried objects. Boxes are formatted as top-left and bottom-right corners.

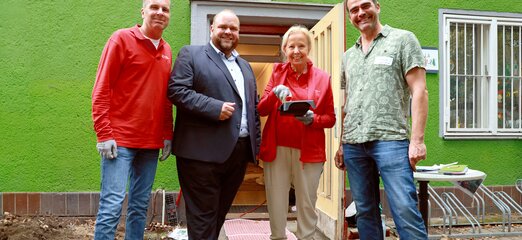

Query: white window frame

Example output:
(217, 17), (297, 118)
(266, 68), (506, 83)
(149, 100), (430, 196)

(439, 9), (522, 139)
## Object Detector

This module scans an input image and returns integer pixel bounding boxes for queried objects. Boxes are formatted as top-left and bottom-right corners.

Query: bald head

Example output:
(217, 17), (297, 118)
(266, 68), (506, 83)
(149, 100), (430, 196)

(210, 9), (240, 57)
(213, 9), (239, 25)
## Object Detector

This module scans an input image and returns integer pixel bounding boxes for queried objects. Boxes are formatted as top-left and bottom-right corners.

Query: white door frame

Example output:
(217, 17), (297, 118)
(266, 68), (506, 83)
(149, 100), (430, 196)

(190, 1), (344, 239)
(190, 0), (333, 45)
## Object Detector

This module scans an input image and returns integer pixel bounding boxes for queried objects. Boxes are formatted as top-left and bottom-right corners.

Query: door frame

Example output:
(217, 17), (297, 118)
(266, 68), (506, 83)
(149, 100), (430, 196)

(189, 1), (346, 239)
(309, 4), (346, 239)
(190, 0), (333, 45)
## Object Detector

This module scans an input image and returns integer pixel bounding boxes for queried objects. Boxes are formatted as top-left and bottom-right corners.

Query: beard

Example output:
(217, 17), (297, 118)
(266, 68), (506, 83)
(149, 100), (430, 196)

(214, 37), (238, 54)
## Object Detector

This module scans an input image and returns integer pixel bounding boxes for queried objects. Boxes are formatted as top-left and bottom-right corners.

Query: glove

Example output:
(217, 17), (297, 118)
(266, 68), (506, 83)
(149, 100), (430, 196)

(295, 110), (314, 125)
(272, 85), (291, 102)
(159, 140), (172, 161)
(96, 139), (118, 159)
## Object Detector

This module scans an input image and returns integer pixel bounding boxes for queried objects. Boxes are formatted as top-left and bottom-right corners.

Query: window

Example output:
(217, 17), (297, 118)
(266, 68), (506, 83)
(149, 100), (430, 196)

(440, 10), (522, 139)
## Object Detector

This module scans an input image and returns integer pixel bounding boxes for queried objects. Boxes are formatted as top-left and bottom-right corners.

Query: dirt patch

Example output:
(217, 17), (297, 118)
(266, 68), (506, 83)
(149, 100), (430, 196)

(0, 212), (174, 240)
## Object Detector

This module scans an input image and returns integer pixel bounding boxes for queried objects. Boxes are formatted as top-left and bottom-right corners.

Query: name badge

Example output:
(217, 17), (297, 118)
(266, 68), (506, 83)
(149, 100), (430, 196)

(374, 56), (393, 66)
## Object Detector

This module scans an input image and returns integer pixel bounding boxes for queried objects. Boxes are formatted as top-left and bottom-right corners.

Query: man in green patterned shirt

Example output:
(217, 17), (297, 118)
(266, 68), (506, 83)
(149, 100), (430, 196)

(334, 0), (428, 239)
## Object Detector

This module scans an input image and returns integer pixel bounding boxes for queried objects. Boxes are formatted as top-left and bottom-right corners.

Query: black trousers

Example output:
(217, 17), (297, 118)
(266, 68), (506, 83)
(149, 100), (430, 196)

(177, 137), (251, 240)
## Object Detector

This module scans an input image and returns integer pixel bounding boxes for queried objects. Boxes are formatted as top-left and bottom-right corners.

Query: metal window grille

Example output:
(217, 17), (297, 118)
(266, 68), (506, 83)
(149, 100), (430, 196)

(497, 24), (522, 130)
(442, 13), (522, 138)
(447, 21), (490, 131)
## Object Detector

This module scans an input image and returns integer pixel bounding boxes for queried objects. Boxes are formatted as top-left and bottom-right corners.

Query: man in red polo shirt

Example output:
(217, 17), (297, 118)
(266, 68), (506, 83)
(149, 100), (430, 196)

(91, 0), (173, 239)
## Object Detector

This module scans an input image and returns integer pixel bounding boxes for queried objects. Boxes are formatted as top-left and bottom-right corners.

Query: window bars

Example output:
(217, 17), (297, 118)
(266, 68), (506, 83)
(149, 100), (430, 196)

(442, 12), (522, 138)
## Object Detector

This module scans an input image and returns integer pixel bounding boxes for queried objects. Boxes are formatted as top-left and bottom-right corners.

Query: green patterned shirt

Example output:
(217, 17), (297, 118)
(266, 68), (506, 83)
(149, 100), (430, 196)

(340, 25), (425, 144)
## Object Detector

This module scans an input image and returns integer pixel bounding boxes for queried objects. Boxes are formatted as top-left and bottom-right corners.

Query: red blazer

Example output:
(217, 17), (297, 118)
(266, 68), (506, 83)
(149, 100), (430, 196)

(258, 62), (335, 163)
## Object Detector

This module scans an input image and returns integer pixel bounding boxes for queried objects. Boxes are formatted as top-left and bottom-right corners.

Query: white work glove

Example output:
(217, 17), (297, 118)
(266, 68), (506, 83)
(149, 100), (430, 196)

(295, 110), (314, 125)
(159, 140), (172, 161)
(96, 139), (118, 159)
(272, 85), (291, 102)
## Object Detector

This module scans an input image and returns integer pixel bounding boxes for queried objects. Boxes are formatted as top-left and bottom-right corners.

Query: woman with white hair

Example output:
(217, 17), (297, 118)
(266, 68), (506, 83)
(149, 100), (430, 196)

(258, 25), (336, 240)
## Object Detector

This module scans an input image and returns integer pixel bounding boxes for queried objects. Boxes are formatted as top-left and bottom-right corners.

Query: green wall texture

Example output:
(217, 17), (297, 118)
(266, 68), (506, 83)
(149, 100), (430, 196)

(0, 0), (520, 192)
(0, 0), (190, 192)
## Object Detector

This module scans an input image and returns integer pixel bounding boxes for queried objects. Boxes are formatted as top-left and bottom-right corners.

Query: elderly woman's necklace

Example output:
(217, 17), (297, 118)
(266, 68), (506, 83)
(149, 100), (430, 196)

(291, 65), (307, 81)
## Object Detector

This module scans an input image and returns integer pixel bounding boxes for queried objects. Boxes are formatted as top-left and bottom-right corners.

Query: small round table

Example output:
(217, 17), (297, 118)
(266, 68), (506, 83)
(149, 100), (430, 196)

(413, 169), (487, 232)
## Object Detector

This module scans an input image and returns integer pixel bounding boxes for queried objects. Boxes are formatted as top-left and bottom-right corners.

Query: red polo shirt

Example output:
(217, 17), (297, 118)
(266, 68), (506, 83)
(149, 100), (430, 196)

(92, 25), (173, 149)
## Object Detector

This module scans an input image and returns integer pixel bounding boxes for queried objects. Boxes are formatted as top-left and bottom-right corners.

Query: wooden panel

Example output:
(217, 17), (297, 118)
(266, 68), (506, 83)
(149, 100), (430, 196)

(241, 55), (281, 63)
(240, 24), (289, 35)
(236, 44), (280, 56)
(27, 193), (41, 215)
(241, 34), (282, 45)
(309, 3), (345, 240)
(15, 193), (28, 215)
(233, 163), (266, 205)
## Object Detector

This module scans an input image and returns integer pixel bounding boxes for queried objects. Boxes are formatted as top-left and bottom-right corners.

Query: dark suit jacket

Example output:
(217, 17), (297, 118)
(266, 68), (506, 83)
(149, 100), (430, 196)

(168, 43), (260, 163)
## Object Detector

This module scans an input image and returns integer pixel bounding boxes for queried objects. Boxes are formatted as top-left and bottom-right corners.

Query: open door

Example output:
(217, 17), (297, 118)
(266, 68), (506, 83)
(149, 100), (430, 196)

(309, 3), (346, 240)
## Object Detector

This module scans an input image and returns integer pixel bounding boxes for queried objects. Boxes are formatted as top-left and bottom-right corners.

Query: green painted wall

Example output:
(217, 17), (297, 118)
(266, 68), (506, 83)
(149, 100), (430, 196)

(0, 0), (520, 192)
(0, 0), (190, 192)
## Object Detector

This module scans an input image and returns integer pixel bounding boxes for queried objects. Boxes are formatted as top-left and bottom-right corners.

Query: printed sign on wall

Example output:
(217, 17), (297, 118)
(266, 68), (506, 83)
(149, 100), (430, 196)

(422, 47), (439, 74)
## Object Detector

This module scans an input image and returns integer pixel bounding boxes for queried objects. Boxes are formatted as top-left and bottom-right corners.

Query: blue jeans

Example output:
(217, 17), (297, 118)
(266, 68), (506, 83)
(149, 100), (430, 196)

(343, 140), (427, 240)
(94, 147), (159, 240)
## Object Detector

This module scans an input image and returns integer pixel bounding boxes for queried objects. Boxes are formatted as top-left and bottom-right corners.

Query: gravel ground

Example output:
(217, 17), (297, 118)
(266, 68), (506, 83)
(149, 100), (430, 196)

(2, 212), (521, 240)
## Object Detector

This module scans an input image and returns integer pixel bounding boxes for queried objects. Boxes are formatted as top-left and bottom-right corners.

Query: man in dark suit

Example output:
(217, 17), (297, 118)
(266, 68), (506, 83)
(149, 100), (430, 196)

(167, 9), (261, 240)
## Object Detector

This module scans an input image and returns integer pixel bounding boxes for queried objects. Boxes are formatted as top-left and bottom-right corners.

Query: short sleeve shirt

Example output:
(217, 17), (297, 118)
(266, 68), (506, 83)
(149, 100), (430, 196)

(340, 25), (425, 144)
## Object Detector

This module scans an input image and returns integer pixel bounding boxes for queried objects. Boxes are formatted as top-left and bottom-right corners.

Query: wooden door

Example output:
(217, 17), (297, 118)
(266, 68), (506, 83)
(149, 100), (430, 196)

(309, 3), (346, 240)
